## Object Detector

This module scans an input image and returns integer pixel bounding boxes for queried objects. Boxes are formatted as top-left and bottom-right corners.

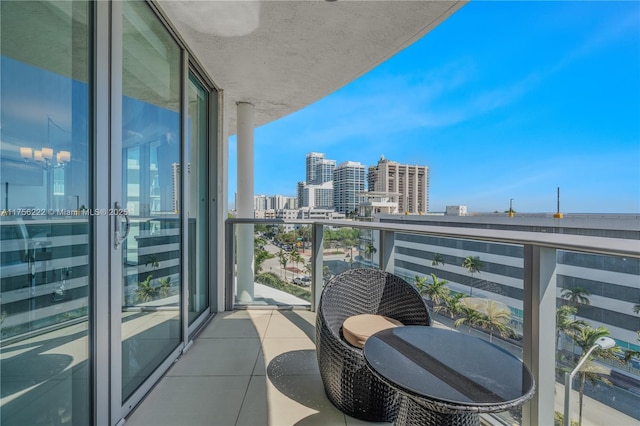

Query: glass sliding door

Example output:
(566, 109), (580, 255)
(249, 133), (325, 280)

(0, 1), (92, 425)
(187, 72), (209, 325)
(120, 0), (182, 402)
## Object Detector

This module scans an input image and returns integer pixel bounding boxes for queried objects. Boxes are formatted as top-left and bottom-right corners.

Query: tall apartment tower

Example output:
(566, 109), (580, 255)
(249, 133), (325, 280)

(368, 155), (429, 214)
(171, 162), (180, 213)
(314, 158), (335, 184)
(297, 181), (305, 208)
(305, 152), (324, 185)
(333, 161), (366, 214)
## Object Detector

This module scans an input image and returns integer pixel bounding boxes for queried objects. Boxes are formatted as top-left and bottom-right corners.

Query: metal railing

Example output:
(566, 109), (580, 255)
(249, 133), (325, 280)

(225, 217), (640, 426)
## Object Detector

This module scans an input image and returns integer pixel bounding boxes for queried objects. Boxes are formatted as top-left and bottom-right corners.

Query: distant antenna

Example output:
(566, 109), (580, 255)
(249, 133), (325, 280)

(553, 187), (563, 219)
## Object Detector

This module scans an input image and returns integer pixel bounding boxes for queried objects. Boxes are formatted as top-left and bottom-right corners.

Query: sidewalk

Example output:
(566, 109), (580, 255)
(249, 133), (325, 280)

(554, 382), (638, 426)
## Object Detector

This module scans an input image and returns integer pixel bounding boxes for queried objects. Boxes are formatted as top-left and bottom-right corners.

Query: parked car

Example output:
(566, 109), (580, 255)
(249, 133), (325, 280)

(293, 276), (310, 287)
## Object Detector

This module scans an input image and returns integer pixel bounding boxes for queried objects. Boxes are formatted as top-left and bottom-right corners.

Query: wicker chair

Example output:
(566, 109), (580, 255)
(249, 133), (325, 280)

(316, 268), (431, 422)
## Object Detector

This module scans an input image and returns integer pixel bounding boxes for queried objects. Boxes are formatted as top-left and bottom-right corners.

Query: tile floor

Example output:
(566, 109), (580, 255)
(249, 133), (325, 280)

(125, 309), (388, 426)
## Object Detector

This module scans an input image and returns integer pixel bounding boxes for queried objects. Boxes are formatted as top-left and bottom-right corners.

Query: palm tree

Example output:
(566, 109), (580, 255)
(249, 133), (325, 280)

(414, 275), (428, 294)
(454, 305), (484, 334)
(624, 330), (640, 363)
(556, 305), (587, 354)
(421, 274), (450, 311)
(322, 265), (331, 281)
(633, 303), (640, 314)
(561, 287), (591, 319)
(254, 249), (273, 274)
(571, 326), (618, 426)
(303, 262), (312, 277)
(297, 225), (311, 253)
(344, 238), (356, 265)
(439, 292), (466, 318)
(475, 300), (515, 343)
(461, 256), (483, 296)
(136, 275), (157, 303)
(289, 250), (304, 279)
(276, 249), (288, 281)
(364, 242), (377, 264)
(432, 253), (444, 268)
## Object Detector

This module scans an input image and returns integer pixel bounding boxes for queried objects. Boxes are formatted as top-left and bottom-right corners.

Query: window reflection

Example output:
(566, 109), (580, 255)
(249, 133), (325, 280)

(121, 0), (182, 402)
(1, 1), (90, 425)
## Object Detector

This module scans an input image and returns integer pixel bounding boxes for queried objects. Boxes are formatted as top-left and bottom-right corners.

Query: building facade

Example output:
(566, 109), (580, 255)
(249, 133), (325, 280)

(333, 161), (366, 214)
(300, 181), (334, 209)
(314, 158), (336, 185)
(305, 152), (323, 185)
(300, 153), (336, 208)
(368, 155), (429, 214)
(254, 194), (296, 211)
(377, 213), (640, 352)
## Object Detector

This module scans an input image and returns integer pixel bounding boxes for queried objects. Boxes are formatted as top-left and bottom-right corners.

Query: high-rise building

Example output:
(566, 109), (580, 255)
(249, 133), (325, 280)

(305, 152), (324, 185)
(368, 155), (429, 214)
(333, 161), (366, 214)
(301, 181), (334, 209)
(273, 194), (297, 210)
(297, 181), (306, 207)
(315, 158), (335, 184)
(255, 194), (297, 211)
(254, 195), (271, 210)
(172, 162), (180, 213)
(306, 152), (336, 185)
(300, 153), (336, 208)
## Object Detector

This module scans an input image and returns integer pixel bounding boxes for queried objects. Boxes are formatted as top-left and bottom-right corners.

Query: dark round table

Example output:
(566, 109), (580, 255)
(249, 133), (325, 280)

(363, 326), (535, 426)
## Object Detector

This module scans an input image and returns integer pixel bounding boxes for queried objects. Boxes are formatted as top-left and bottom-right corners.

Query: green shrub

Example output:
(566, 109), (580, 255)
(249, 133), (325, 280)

(554, 411), (578, 426)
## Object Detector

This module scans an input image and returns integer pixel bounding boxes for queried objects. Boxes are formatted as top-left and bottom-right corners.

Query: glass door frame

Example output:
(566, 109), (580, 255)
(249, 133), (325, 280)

(185, 67), (218, 338)
(94, 1), (111, 424)
(108, 1), (185, 422)
(103, 1), (220, 424)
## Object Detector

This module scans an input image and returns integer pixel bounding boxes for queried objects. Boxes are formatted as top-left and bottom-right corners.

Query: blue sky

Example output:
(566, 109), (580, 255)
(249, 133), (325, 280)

(229, 1), (640, 213)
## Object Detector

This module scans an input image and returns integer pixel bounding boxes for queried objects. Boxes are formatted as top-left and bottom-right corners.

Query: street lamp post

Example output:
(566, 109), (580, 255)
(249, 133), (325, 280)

(563, 336), (615, 426)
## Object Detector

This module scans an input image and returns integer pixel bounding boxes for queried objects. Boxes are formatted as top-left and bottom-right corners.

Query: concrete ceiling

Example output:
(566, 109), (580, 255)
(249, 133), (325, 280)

(157, 0), (466, 135)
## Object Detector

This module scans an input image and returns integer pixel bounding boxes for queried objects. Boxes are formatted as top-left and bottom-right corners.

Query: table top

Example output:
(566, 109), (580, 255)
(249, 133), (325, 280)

(363, 326), (534, 409)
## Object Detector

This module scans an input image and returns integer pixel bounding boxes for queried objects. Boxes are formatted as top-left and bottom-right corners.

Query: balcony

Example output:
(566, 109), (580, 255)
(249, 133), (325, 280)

(126, 308), (636, 425)
(215, 217), (639, 425)
(3, 216), (636, 425)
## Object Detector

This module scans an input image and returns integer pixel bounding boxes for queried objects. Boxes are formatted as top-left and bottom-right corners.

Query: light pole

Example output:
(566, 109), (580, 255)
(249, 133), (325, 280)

(563, 336), (615, 426)
(508, 198), (514, 217)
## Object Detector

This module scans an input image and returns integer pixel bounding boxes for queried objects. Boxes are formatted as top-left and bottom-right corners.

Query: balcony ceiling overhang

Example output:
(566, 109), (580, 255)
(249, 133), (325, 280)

(157, 0), (466, 134)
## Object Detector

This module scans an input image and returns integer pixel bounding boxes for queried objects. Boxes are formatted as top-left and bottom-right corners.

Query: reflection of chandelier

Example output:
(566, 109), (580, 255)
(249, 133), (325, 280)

(20, 146), (70, 167)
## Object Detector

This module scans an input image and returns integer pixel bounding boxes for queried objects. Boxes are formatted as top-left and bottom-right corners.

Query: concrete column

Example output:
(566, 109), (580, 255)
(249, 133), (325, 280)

(522, 245), (556, 426)
(236, 102), (255, 303)
(379, 230), (395, 273)
(311, 223), (325, 312)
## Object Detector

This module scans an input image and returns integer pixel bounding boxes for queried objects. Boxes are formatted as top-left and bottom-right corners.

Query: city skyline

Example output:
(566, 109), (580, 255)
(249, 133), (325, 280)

(229, 1), (640, 213)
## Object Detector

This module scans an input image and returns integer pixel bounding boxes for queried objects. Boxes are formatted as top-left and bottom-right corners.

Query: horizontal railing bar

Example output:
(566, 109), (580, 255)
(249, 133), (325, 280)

(227, 218), (640, 259)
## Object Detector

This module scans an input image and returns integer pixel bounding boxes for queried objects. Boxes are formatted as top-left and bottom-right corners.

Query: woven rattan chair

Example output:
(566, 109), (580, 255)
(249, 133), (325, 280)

(315, 268), (431, 422)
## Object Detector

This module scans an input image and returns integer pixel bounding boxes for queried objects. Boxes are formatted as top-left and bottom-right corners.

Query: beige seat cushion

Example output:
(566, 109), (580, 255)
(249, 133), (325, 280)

(342, 314), (403, 349)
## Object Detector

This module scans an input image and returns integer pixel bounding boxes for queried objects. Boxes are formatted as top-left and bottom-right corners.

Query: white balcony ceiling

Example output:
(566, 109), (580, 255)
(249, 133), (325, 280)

(157, 0), (466, 134)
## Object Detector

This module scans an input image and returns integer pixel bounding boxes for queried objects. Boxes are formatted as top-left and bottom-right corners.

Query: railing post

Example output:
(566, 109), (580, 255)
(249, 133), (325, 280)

(224, 220), (235, 311)
(311, 223), (324, 312)
(379, 230), (395, 273)
(522, 244), (557, 426)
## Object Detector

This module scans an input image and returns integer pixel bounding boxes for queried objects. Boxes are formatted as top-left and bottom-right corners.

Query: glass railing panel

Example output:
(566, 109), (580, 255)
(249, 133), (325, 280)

(556, 251), (640, 426)
(320, 225), (372, 283)
(226, 218), (639, 424)
(393, 232), (526, 424)
(233, 222), (311, 307)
